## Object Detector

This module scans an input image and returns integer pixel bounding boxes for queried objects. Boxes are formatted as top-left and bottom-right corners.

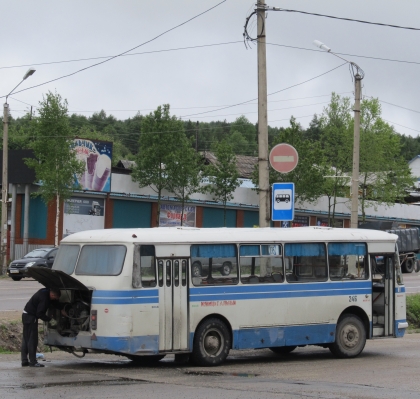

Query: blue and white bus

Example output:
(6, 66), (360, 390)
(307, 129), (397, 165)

(28, 226), (407, 366)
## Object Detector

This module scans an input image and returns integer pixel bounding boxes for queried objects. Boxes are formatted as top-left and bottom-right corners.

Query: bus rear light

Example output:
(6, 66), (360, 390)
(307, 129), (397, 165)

(91, 310), (97, 330)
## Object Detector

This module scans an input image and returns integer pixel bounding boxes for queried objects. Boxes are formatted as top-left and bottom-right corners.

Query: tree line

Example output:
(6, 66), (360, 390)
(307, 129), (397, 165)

(1, 91), (417, 236)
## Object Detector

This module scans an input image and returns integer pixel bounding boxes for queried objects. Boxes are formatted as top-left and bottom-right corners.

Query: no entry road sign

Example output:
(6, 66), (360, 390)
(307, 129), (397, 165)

(269, 143), (298, 173)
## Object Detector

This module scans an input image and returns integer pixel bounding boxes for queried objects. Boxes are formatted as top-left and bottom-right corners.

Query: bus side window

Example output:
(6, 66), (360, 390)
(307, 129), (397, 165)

(284, 243), (327, 282)
(328, 243), (368, 280)
(240, 244), (283, 284)
(190, 244), (238, 286)
(137, 245), (157, 287)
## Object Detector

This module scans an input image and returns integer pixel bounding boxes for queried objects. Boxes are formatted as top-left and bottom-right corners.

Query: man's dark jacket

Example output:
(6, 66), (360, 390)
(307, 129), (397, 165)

(23, 288), (53, 322)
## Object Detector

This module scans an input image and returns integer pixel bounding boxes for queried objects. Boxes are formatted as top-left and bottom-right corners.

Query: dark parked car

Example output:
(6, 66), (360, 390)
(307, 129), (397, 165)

(7, 247), (58, 281)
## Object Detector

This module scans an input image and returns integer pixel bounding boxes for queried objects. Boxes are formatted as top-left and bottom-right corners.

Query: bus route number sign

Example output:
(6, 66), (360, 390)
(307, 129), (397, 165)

(272, 183), (295, 221)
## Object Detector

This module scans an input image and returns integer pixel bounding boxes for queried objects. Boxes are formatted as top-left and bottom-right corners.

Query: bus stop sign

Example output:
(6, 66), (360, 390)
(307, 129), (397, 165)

(272, 182), (294, 221)
(269, 143), (298, 173)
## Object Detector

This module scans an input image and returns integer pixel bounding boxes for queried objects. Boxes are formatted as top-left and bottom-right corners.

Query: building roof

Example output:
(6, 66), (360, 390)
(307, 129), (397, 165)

(201, 152), (257, 179)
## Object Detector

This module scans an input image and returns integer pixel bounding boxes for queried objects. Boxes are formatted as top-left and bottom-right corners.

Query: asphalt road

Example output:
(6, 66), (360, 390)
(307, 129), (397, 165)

(1, 335), (420, 399)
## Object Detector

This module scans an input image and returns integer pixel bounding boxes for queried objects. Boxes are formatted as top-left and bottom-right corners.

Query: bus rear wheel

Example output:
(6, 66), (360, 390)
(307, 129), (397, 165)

(269, 345), (297, 355)
(329, 314), (366, 358)
(192, 318), (231, 366)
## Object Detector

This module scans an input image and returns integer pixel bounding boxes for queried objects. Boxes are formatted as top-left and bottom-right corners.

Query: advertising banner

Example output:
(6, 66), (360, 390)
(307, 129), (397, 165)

(73, 139), (113, 192)
(159, 204), (196, 227)
(63, 197), (105, 237)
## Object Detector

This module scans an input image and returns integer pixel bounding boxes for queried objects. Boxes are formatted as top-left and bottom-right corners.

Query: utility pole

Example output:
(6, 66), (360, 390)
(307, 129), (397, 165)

(257, 0), (270, 228)
(1, 68), (35, 274)
(351, 74), (362, 228)
(1, 103), (9, 274)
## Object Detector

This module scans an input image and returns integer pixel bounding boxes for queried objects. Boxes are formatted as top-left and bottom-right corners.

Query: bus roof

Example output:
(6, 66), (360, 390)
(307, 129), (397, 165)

(61, 227), (398, 245)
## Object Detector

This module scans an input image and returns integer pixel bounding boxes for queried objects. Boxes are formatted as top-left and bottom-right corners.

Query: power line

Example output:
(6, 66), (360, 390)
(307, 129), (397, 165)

(0, 0), (227, 99)
(269, 7), (420, 31)
(365, 96), (420, 115)
(0, 41), (242, 71)
(180, 62), (346, 118)
(383, 119), (420, 134)
(266, 42), (420, 66)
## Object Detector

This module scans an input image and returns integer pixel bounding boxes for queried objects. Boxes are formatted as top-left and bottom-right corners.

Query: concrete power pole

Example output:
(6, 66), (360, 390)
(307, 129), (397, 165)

(1, 103), (9, 274)
(257, 0), (270, 228)
(350, 74), (362, 228)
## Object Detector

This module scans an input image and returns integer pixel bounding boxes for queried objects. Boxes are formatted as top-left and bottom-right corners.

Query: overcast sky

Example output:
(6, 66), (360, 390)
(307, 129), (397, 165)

(1, 0), (419, 139)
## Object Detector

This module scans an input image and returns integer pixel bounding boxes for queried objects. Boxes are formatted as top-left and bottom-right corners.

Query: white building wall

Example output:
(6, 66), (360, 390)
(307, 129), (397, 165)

(111, 173), (420, 225)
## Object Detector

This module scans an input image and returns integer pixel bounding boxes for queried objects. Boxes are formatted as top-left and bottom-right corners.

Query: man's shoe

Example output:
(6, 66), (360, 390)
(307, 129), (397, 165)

(29, 363), (44, 368)
(21, 361), (29, 367)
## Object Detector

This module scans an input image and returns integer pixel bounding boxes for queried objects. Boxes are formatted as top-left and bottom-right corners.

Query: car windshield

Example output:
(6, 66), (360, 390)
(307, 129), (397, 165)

(23, 249), (50, 258)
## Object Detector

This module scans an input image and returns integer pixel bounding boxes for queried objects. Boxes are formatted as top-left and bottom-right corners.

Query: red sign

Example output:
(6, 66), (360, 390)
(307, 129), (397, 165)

(269, 143), (298, 173)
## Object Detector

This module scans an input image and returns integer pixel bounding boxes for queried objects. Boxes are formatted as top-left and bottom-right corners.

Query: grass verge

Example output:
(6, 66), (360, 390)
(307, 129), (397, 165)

(407, 294), (420, 331)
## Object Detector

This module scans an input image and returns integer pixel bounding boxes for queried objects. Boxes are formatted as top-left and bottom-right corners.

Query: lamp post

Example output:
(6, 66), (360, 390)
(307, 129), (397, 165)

(1, 68), (35, 274)
(313, 40), (364, 229)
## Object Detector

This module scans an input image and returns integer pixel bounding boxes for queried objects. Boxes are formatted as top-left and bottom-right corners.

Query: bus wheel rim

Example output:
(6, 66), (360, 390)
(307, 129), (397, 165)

(203, 329), (223, 357)
(342, 324), (359, 348)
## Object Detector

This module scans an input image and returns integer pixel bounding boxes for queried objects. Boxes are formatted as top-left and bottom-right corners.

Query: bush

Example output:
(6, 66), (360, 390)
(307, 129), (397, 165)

(406, 294), (420, 330)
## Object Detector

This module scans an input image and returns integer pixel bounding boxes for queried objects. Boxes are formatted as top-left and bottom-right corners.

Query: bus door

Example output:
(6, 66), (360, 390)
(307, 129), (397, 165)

(371, 254), (395, 337)
(157, 258), (189, 351)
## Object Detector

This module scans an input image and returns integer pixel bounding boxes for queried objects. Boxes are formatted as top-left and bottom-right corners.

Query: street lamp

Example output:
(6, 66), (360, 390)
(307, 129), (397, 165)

(313, 40), (364, 229)
(2, 68), (35, 274)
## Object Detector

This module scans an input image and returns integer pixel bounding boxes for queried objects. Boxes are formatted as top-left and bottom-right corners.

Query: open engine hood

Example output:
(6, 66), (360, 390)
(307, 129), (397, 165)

(26, 267), (89, 291)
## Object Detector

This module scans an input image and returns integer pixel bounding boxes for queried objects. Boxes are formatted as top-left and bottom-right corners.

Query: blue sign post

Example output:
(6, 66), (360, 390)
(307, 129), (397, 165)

(272, 183), (295, 222)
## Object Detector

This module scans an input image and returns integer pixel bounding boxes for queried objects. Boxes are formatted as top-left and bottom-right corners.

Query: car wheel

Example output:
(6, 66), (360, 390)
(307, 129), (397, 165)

(191, 318), (231, 367)
(192, 261), (202, 277)
(329, 314), (366, 358)
(220, 261), (232, 276)
(11, 276), (22, 281)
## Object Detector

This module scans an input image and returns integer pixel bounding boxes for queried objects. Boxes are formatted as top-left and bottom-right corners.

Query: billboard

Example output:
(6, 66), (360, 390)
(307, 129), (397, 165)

(63, 197), (105, 237)
(159, 204), (196, 227)
(73, 139), (113, 192)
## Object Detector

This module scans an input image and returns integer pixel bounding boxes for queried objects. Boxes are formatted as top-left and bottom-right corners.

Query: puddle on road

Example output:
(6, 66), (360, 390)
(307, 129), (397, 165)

(184, 370), (259, 378)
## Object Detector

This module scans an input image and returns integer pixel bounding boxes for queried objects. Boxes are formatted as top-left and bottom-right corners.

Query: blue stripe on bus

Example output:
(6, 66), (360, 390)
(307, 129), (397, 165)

(92, 297), (158, 305)
(92, 289), (159, 305)
(395, 286), (406, 293)
(190, 280), (371, 295)
(91, 334), (159, 354)
(190, 288), (370, 302)
(93, 290), (159, 298)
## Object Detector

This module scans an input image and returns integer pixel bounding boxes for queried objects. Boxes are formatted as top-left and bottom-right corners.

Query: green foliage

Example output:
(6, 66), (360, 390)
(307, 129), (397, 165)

(228, 116), (257, 155)
(26, 91), (85, 205)
(132, 105), (186, 226)
(165, 136), (203, 225)
(406, 294), (420, 330)
(204, 140), (240, 226)
(357, 98), (415, 220)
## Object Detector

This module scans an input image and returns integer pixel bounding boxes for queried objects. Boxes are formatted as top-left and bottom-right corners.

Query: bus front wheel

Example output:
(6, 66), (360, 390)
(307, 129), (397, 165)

(192, 318), (231, 366)
(329, 314), (366, 358)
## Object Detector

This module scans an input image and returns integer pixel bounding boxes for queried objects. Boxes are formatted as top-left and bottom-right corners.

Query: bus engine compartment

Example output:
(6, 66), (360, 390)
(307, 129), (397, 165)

(48, 289), (92, 337)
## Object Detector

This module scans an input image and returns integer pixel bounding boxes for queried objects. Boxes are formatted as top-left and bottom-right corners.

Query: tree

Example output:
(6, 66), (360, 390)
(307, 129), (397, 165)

(131, 105), (185, 226)
(229, 116), (257, 155)
(26, 91), (85, 246)
(204, 140), (240, 226)
(319, 94), (353, 225)
(357, 98), (415, 220)
(165, 137), (203, 225)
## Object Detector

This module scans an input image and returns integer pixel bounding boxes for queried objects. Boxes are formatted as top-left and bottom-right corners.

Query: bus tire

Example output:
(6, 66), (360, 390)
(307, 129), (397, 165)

(269, 345), (297, 355)
(403, 258), (415, 273)
(127, 354), (165, 364)
(192, 261), (202, 277)
(329, 314), (366, 358)
(11, 276), (22, 281)
(192, 318), (231, 366)
(220, 261), (232, 276)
